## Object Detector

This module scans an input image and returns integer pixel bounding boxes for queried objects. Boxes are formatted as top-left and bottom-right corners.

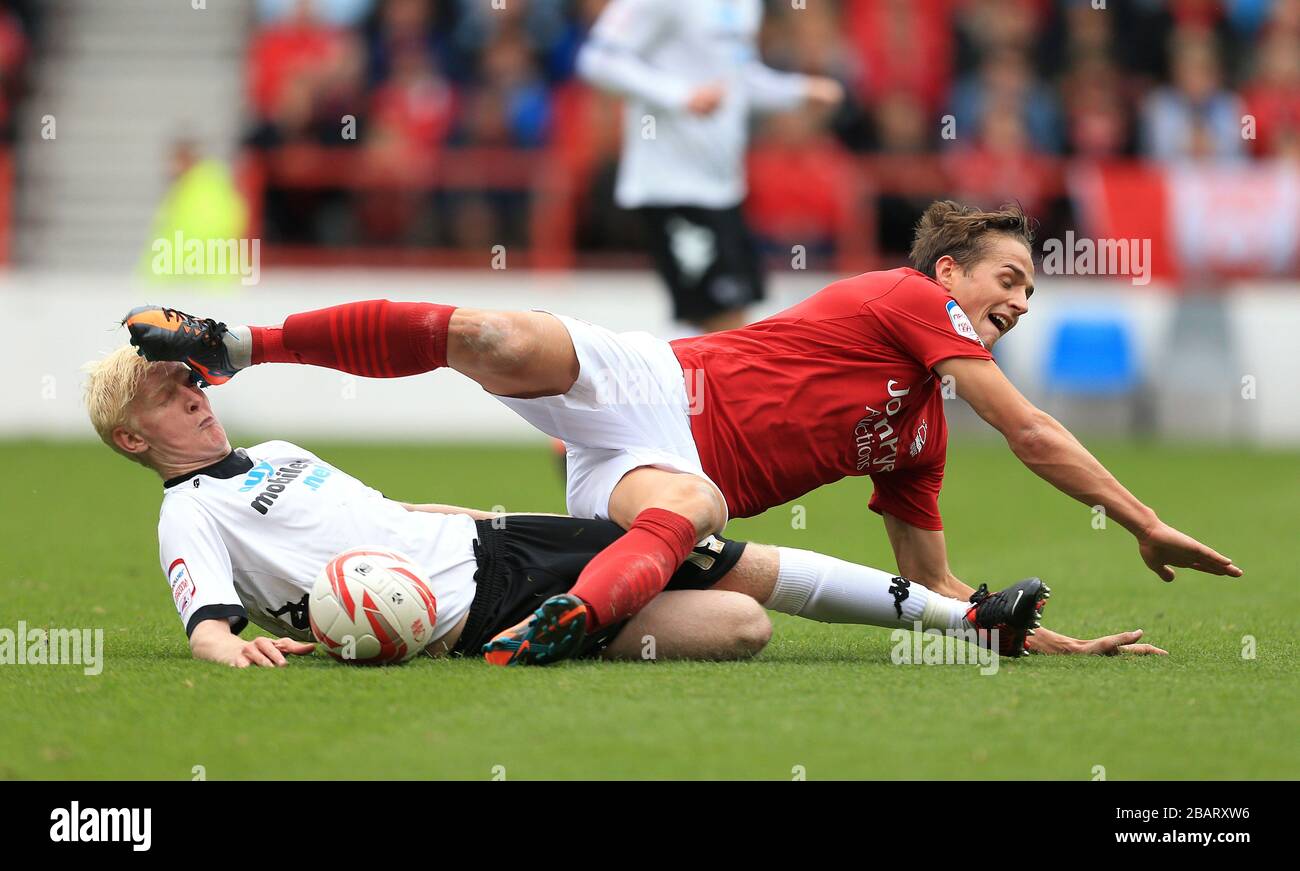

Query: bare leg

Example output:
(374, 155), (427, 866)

(486, 468), (730, 660)
(446, 310), (730, 542)
(708, 543), (780, 601)
(547, 467), (727, 634)
(607, 465), (727, 539)
(446, 309), (580, 398)
(464, 316), (731, 656)
(600, 590), (771, 661)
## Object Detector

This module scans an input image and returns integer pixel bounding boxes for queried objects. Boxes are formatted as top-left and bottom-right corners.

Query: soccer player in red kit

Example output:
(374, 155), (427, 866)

(125, 201), (1239, 664)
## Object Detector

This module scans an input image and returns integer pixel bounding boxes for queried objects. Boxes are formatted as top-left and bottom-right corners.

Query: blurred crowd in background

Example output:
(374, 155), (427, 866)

(240, 0), (1300, 262)
(0, 1), (37, 141)
(3, 0), (1298, 265)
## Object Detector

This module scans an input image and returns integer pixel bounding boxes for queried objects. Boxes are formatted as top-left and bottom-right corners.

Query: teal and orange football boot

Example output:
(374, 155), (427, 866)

(483, 594), (590, 666)
(122, 305), (239, 387)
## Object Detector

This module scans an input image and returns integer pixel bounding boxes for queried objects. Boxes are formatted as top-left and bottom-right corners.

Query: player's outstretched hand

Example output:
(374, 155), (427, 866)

(1072, 629), (1168, 656)
(234, 636), (316, 668)
(1137, 520), (1242, 582)
(1028, 627), (1168, 655)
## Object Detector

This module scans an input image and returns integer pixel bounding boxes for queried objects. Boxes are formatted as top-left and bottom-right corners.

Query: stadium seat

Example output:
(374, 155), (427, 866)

(1044, 317), (1140, 398)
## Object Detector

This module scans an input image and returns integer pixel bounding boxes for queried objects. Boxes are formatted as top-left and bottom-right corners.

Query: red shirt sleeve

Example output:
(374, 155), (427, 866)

(864, 273), (994, 372)
(868, 462), (945, 530)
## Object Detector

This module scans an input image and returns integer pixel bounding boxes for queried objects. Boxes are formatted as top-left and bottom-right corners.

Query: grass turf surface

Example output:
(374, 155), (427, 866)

(1, 438), (1295, 780)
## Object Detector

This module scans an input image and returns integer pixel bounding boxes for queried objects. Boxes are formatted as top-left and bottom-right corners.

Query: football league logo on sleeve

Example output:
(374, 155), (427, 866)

(168, 558), (196, 616)
(945, 300), (984, 346)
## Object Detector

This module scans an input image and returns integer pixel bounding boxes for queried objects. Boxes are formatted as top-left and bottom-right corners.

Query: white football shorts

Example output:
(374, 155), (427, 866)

(493, 314), (726, 524)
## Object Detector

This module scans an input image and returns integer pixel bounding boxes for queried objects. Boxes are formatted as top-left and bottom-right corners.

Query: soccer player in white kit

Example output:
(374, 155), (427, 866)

(578, 0), (843, 332)
(83, 348), (1083, 667)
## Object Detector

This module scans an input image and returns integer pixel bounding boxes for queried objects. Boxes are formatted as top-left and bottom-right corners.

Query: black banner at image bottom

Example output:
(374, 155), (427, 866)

(0, 780), (1276, 855)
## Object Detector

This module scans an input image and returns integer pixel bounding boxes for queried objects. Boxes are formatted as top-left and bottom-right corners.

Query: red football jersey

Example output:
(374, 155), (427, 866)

(670, 268), (994, 529)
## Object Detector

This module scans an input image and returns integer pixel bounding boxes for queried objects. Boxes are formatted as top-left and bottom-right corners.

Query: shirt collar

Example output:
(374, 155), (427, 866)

(163, 449), (254, 489)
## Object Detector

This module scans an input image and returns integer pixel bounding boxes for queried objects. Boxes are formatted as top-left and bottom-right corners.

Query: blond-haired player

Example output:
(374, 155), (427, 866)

(83, 348), (1136, 668)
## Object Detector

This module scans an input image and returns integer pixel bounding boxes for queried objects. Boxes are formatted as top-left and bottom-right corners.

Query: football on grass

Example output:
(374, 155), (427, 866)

(309, 547), (438, 664)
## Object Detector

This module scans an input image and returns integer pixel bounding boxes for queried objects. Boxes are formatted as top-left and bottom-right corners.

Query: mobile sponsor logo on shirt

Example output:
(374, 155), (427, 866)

(240, 459), (333, 515)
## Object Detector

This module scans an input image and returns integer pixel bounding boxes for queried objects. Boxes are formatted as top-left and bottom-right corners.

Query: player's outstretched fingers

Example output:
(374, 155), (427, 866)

(1118, 642), (1169, 655)
(1139, 523), (1238, 581)
(236, 647), (270, 668)
(272, 638), (316, 656)
(1198, 543), (1235, 567)
(1085, 629), (1146, 655)
(1188, 545), (1237, 575)
(1195, 556), (1244, 577)
(1145, 559), (1176, 583)
(247, 637), (286, 667)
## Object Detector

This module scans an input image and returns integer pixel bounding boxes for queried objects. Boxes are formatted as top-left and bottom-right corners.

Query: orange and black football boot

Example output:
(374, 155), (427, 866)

(483, 594), (590, 666)
(123, 305), (239, 387)
(965, 577), (1050, 658)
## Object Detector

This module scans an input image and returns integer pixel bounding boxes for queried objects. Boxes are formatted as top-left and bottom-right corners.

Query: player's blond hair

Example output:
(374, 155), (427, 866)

(83, 346), (159, 467)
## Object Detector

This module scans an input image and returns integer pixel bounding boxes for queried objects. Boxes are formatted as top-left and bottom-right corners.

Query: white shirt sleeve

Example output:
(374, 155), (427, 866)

(158, 498), (245, 638)
(577, 0), (694, 112)
(740, 56), (810, 113)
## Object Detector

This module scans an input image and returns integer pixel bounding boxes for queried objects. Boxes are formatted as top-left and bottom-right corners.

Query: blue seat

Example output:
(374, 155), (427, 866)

(1044, 318), (1140, 397)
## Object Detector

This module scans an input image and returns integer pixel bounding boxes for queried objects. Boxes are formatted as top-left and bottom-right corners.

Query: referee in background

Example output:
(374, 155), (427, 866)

(578, 0), (843, 333)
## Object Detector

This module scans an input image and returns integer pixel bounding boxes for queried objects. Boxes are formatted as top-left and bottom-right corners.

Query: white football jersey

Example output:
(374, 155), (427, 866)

(157, 440), (478, 648)
(578, 0), (808, 209)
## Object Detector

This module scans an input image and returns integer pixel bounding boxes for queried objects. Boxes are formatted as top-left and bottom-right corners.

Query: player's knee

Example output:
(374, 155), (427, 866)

(726, 595), (772, 658)
(653, 476), (727, 538)
(450, 310), (535, 375)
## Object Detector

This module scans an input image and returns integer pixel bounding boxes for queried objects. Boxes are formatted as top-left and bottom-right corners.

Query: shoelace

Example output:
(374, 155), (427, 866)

(969, 584), (1030, 655)
(161, 307), (227, 347)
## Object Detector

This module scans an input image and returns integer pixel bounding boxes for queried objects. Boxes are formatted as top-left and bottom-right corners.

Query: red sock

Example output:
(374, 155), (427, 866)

(250, 300), (456, 378)
(571, 508), (698, 630)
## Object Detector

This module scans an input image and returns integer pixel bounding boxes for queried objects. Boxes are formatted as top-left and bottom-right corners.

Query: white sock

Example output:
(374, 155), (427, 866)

(767, 547), (970, 632)
(223, 325), (253, 370)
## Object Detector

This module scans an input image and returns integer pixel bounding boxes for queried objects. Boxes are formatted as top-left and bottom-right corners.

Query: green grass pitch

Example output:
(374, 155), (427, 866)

(1, 438), (1295, 780)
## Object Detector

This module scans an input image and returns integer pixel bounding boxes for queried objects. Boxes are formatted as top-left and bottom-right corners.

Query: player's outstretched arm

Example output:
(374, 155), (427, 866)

(1031, 626), (1167, 656)
(576, 0), (702, 113)
(881, 513), (1167, 655)
(399, 503), (567, 521)
(399, 502), (503, 521)
(189, 619), (314, 668)
(935, 356), (1243, 582)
